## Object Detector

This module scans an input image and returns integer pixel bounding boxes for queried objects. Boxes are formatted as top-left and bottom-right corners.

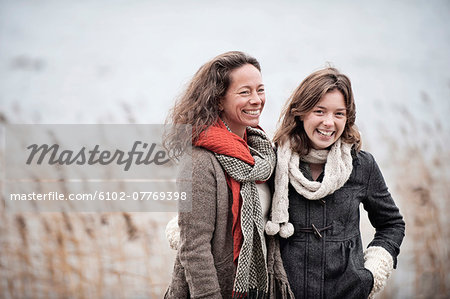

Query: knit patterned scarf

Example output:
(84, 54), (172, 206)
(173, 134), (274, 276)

(196, 119), (276, 298)
(265, 138), (353, 238)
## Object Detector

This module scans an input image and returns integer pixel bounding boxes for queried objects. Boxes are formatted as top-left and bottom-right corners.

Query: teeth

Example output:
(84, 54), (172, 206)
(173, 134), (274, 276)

(244, 110), (259, 115)
(317, 129), (333, 136)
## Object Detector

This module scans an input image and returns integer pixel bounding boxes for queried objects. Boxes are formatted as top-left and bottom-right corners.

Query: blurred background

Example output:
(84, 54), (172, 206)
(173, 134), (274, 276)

(0, 0), (449, 298)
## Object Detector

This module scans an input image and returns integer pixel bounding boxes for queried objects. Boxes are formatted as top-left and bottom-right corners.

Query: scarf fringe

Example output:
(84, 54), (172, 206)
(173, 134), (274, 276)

(231, 275), (294, 299)
(232, 289), (268, 299)
(267, 273), (296, 299)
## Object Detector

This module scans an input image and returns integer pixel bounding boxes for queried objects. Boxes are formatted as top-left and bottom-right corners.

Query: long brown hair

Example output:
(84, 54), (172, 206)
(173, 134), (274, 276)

(273, 67), (361, 155)
(164, 51), (261, 159)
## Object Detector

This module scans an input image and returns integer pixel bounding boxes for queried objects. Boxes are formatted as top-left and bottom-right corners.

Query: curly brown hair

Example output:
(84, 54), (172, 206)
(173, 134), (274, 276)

(273, 67), (361, 155)
(164, 51), (261, 159)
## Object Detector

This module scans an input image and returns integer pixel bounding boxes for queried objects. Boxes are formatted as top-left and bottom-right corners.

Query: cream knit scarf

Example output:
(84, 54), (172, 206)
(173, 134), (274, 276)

(265, 138), (353, 238)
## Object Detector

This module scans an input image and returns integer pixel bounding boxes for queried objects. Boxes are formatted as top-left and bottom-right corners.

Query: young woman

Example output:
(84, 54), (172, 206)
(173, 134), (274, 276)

(265, 67), (405, 299)
(164, 51), (293, 298)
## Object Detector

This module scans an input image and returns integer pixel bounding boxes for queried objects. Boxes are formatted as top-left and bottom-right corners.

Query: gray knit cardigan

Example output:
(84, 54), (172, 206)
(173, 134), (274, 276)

(165, 147), (293, 299)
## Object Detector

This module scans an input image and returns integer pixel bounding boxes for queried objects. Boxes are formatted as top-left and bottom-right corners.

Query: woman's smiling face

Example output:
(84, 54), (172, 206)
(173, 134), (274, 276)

(220, 64), (265, 138)
(302, 89), (347, 149)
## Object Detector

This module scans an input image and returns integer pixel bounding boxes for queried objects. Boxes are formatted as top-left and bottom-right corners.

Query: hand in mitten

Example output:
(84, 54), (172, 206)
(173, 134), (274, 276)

(364, 246), (394, 299)
(165, 215), (180, 250)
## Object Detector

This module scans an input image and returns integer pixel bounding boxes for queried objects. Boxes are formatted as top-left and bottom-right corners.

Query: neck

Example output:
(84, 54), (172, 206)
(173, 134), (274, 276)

(235, 130), (245, 139)
(301, 148), (329, 164)
(220, 118), (246, 139)
(228, 124), (245, 139)
(308, 163), (324, 181)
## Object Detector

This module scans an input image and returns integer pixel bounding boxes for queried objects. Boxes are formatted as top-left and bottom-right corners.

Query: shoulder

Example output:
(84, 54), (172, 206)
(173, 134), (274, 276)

(352, 150), (389, 185)
(179, 146), (219, 167)
(177, 147), (228, 209)
(191, 146), (216, 161)
(179, 147), (225, 180)
(354, 150), (376, 168)
(191, 147), (222, 170)
(350, 150), (377, 181)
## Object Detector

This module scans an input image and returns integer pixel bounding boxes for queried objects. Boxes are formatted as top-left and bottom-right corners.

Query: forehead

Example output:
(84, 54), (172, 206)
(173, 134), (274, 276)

(315, 89), (346, 106)
(314, 90), (346, 109)
(229, 64), (262, 86)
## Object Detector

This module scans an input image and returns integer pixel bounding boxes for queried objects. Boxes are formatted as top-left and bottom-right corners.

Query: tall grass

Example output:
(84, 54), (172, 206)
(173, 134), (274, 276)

(0, 111), (177, 298)
(0, 95), (449, 298)
(0, 210), (177, 298)
(368, 94), (450, 299)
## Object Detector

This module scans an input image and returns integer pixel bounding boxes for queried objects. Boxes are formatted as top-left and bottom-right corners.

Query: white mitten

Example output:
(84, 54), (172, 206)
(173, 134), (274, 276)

(165, 215), (180, 250)
(364, 246), (394, 299)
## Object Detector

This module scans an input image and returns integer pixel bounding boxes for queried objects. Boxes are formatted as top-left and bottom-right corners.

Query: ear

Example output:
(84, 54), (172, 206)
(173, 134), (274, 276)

(218, 99), (224, 112)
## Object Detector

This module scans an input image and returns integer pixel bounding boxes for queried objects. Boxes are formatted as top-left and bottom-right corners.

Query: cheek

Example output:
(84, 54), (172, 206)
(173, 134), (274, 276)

(303, 115), (316, 129)
(338, 120), (347, 134)
(258, 95), (266, 107)
(304, 121), (315, 134)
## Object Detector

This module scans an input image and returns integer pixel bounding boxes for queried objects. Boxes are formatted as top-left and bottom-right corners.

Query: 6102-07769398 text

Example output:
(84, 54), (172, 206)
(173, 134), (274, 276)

(9, 191), (187, 201)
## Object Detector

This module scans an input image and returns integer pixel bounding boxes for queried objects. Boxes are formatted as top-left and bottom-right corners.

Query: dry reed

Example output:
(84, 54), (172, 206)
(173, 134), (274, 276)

(0, 95), (448, 298)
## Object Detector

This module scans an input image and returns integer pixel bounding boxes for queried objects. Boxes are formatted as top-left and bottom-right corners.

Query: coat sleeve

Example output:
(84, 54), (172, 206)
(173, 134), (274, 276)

(361, 152), (405, 268)
(177, 150), (223, 298)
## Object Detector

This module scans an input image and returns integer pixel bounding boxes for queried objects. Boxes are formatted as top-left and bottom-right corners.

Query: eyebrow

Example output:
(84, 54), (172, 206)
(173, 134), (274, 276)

(236, 83), (264, 89)
(316, 105), (346, 110)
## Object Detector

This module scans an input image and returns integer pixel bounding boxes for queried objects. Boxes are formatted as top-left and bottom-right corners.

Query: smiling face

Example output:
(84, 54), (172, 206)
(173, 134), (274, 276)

(220, 64), (265, 138)
(302, 89), (347, 150)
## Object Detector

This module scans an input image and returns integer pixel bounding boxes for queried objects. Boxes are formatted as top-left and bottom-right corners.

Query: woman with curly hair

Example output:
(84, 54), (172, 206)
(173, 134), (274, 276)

(164, 51), (293, 298)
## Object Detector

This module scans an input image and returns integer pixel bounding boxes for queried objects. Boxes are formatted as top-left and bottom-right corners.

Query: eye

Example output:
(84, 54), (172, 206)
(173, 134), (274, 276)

(314, 110), (324, 115)
(336, 111), (346, 117)
(257, 88), (265, 93)
(239, 90), (250, 95)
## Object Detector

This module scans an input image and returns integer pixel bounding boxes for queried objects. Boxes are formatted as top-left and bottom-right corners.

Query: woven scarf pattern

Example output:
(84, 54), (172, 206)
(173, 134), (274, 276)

(265, 138), (353, 238)
(197, 120), (276, 297)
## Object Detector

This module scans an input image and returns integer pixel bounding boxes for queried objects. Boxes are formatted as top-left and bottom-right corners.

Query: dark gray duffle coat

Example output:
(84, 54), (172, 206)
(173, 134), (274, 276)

(280, 150), (405, 299)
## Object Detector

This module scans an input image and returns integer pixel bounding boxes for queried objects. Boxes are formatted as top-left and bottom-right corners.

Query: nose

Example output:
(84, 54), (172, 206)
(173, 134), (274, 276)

(249, 90), (263, 105)
(323, 113), (333, 126)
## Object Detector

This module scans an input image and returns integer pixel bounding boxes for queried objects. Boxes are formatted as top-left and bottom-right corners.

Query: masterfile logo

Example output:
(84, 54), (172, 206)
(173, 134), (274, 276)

(4, 124), (183, 180)
(26, 141), (170, 171)
(1, 124), (192, 213)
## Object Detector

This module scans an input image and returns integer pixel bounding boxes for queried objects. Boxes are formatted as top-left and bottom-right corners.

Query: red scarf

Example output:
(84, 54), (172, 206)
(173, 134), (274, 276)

(195, 120), (254, 265)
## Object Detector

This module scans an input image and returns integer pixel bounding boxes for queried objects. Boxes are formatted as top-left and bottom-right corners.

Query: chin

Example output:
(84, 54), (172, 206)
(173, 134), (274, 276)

(313, 141), (334, 150)
(247, 121), (259, 128)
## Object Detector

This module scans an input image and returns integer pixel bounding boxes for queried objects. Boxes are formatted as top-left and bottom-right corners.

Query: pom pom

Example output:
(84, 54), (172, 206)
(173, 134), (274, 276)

(265, 220), (280, 235)
(279, 222), (294, 238)
(165, 215), (180, 250)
